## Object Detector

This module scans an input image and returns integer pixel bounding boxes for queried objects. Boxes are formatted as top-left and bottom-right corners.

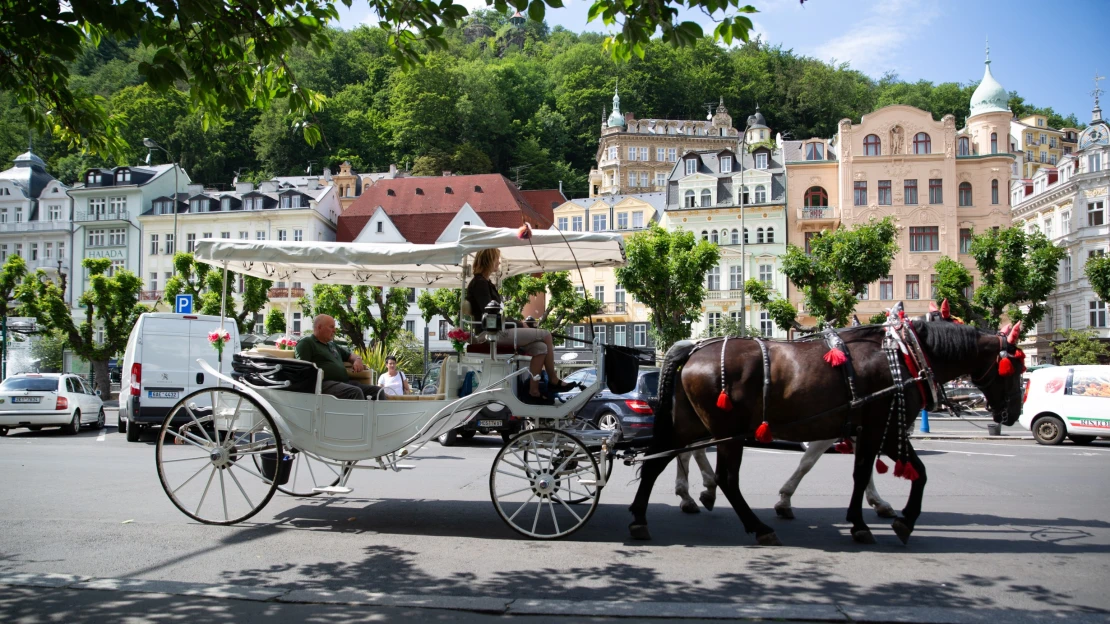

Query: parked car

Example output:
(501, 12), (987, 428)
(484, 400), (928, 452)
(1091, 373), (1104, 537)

(1019, 365), (1110, 445)
(118, 313), (241, 442)
(0, 373), (105, 436)
(557, 367), (659, 441)
(420, 359), (524, 446)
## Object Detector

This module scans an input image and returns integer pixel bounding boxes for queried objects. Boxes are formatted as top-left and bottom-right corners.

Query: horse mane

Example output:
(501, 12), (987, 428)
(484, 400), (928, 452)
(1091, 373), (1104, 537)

(911, 319), (984, 361)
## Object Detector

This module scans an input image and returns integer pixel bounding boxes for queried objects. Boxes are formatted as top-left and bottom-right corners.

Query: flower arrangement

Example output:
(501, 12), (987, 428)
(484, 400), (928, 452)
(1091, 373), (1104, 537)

(208, 328), (232, 355)
(446, 327), (471, 357)
(276, 337), (298, 351)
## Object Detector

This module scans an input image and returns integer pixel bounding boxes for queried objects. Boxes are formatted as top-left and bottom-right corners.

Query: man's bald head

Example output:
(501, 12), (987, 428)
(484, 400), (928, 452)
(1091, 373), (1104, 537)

(313, 314), (337, 343)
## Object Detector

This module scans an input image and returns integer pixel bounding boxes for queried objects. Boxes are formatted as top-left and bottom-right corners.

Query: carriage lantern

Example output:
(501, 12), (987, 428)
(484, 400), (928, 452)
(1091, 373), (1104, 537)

(482, 300), (504, 336)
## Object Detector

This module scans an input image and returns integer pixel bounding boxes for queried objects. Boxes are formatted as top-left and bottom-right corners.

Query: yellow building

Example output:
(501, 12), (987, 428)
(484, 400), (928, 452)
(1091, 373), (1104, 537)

(1011, 114), (1065, 179)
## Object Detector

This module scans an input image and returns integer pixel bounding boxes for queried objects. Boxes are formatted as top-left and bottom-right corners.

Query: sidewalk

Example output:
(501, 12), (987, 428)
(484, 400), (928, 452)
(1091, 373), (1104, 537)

(911, 414), (1033, 440)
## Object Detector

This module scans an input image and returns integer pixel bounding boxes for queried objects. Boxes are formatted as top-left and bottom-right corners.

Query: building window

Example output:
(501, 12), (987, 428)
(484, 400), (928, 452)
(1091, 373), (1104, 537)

(1089, 154), (1102, 172)
(989, 179), (999, 205)
(700, 189), (712, 207)
(747, 184), (763, 204)
(44, 242), (53, 260)
(557, 217), (568, 230)
(765, 226), (775, 243)
(639, 171), (649, 187)
(755, 153), (768, 169)
(667, 148), (677, 162)
(572, 216), (583, 231)
(853, 181), (867, 206)
(221, 232), (230, 239)
(277, 229), (287, 241)
(109, 197), (125, 215)
(863, 134), (881, 156)
(756, 228), (764, 244)
(909, 226), (939, 252)
(29, 243), (38, 261)
(804, 231), (817, 255)
(187, 233), (197, 252)
(879, 275), (894, 300)
(628, 171), (637, 187)
(655, 172), (666, 187)
(905, 274), (920, 300)
(990, 132), (998, 154)
(728, 266), (743, 290)
(958, 182), (973, 207)
(913, 132), (931, 154)
(165, 234), (175, 254)
(656, 147), (666, 162)
(108, 228), (125, 246)
(606, 146), (617, 160)
(805, 143), (824, 160)
(632, 212), (644, 228)
(256, 231), (265, 241)
(804, 186), (828, 207)
(929, 179), (943, 204)
(150, 234), (159, 255)
(1062, 211), (1071, 233)
(858, 283), (869, 300)
(1088, 201), (1105, 226)
(634, 324), (647, 347)
(49, 205), (61, 220)
(592, 214), (607, 231)
(904, 179), (918, 205)
(149, 272), (158, 292)
(959, 228), (972, 254)
(1043, 217), (1054, 238)
(685, 159), (697, 175)
(684, 190), (696, 208)
(614, 324), (626, 346)
(958, 137), (970, 156)
(710, 230), (718, 244)
(721, 155), (733, 173)
(729, 228), (739, 245)
(593, 285), (605, 304)
(759, 312), (773, 337)
(706, 311), (721, 330)
(758, 264), (773, 286)
(706, 266), (720, 291)
(1091, 301), (1108, 328)
(87, 229), (105, 247)
(1062, 254), (1072, 283)
(878, 180), (892, 205)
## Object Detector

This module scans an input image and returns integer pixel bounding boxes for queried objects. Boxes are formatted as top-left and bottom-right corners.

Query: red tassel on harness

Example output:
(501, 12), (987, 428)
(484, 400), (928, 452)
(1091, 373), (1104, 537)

(893, 460), (906, 478)
(716, 390), (733, 410)
(875, 458), (889, 474)
(834, 439), (854, 454)
(755, 421), (773, 443)
(902, 462), (920, 481)
(823, 348), (847, 367)
(998, 357), (1014, 377)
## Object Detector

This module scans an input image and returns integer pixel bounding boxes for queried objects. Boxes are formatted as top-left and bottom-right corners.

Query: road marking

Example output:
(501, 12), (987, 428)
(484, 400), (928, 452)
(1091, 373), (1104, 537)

(97, 429), (106, 442)
(746, 448), (795, 455)
(920, 439), (1110, 453)
(930, 449), (1015, 457)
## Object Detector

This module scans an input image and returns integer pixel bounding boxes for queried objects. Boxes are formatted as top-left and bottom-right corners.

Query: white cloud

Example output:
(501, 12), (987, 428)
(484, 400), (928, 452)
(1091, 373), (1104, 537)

(813, 0), (942, 76)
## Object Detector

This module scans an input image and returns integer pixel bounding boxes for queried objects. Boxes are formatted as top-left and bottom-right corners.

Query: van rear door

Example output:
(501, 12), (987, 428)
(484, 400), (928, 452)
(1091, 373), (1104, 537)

(140, 317), (191, 409)
(188, 320), (237, 392)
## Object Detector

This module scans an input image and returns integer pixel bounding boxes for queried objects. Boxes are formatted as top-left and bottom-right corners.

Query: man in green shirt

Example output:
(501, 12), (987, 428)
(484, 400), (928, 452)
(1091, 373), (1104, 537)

(295, 314), (382, 400)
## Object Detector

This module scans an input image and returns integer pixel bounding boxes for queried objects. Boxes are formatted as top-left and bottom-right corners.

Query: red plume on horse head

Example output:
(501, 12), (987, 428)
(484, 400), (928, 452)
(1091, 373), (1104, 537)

(1007, 321), (1022, 344)
(940, 298), (951, 320)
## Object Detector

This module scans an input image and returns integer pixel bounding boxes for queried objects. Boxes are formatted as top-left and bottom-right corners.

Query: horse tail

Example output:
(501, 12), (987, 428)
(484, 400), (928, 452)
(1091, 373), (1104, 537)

(652, 340), (696, 450)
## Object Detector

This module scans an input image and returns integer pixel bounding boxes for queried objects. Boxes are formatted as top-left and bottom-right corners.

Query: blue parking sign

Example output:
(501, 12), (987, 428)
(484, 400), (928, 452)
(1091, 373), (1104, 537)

(175, 294), (193, 314)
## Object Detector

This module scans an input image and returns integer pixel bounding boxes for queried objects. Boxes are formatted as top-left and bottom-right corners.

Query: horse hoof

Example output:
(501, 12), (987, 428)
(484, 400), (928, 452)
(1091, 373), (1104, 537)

(629, 523), (652, 541)
(892, 518), (912, 545)
(699, 492), (715, 511)
(874, 505), (897, 519)
(851, 529), (876, 544)
(756, 532), (782, 546)
(774, 502), (795, 520)
(680, 501), (700, 514)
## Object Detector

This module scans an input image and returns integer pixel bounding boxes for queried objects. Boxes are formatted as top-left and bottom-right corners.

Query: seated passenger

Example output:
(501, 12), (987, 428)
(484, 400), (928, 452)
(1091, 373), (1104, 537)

(295, 314), (383, 400)
(467, 248), (578, 398)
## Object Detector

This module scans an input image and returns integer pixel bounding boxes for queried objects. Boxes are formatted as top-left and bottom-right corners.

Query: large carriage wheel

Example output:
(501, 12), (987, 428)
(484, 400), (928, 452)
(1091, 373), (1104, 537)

(250, 443), (355, 497)
(490, 428), (600, 539)
(156, 387), (281, 525)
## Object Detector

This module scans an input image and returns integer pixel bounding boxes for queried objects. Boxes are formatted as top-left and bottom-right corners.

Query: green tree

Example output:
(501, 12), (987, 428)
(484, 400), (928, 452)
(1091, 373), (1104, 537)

(20, 258), (147, 396)
(747, 218), (899, 332)
(265, 309), (288, 335)
(930, 256), (976, 322)
(299, 285), (411, 355)
(1053, 329), (1110, 365)
(162, 253), (271, 336)
(615, 222), (720, 350)
(500, 271), (601, 334)
(30, 330), (66, 372)
(1086, 255), (1110, 303)
(417, 288), (462, 328)
(699, 316), (759, 339)
(970, 227), (1065, 332)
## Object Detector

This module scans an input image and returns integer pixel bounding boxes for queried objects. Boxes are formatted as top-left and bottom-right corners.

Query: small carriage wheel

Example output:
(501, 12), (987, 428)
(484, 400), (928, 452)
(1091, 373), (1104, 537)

(490, 428), (600, 539)
(156, 387), (280, 525)
(532, 420), (615, 505)
(250, 444), (355, 497)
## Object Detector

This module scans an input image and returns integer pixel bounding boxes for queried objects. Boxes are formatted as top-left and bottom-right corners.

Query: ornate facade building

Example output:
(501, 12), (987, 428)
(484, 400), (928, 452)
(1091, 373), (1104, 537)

(588, 90), (740, 197)
(785, 54), (1016, 325)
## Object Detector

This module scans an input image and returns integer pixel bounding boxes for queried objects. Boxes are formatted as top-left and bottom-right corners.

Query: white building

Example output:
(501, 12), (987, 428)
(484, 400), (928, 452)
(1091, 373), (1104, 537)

(138, 177), (339, 334)
(68, 164), (190, 308)
(0, 150), (73, 292)
(1010, 101), (1110, 364)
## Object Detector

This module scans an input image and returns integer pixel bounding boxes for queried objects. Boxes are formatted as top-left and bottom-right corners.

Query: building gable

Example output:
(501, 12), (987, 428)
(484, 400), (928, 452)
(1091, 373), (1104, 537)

(436, 203), (486, 242)
(353, 206), (406, 243)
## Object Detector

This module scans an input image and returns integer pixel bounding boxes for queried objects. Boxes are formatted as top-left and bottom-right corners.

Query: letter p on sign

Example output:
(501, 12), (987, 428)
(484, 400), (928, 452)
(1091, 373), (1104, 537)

(176, 294), (193, 314)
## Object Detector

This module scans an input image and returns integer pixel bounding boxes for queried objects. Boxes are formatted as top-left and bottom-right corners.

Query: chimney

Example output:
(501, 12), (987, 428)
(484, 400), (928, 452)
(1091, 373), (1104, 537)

(558, 180), (563, 195)
(442, 170), (452, 177)
(186, 183), (205, 196)
(307, 179), (319, 191)
(322, 167), (332, 181)
(389, 163), (398, 178)
(625, 112), (635, 123)
(234, 182), (254, 194)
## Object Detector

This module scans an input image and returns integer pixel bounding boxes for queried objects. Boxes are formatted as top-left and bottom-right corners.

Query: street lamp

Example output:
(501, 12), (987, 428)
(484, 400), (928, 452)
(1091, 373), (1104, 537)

(737, 116), (754, 338)
(143, 138), (179, 251)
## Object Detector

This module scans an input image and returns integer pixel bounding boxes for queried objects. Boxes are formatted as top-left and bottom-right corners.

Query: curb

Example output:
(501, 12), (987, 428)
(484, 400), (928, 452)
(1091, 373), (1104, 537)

(1, 572), (1105, 623)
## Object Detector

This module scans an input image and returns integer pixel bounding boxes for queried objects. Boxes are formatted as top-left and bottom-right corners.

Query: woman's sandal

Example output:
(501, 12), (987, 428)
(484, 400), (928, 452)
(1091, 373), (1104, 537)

(549, 380), (584, 393)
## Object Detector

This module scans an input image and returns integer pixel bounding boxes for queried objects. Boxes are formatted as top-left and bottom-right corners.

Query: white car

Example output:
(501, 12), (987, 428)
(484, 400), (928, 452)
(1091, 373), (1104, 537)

(1019, 365), (1110, 445)
(0, 373), (106, 436)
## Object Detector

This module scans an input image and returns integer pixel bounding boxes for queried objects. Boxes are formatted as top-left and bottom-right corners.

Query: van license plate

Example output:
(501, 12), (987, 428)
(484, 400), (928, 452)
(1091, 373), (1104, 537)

(12, 397), (40, 403)
(149, 391), (179, 399)
(478, 420), (502, 428)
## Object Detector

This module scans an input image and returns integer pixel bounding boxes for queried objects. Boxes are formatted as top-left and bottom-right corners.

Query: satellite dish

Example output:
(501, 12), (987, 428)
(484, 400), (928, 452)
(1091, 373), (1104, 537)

(559, 352), (578, 362)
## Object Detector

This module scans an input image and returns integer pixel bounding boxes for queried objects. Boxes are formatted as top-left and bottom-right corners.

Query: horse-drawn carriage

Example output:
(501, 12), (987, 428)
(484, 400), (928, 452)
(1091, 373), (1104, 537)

(154, 226), (648, 539)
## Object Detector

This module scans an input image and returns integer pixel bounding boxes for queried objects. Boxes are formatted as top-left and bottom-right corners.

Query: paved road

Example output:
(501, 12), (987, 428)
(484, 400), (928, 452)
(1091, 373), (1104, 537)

(1, 414), (1107, 622)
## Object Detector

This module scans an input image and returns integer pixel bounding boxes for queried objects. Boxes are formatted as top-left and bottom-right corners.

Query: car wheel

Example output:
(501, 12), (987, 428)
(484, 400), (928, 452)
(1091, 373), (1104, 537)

(94, 408), (105, 430)
(28, 426), (42, 431)
(595, 412), (623, 440)
(1069, 434), (1096, 446)
(438, 429), (458, 447)
(0, 426), (8, 436)
(126, 421), (141, 442)
(1032, 415), (1066, 445)
(460, 430), (477, 440)
(118, 414), (127, 434)
(64, 411), (81, 435)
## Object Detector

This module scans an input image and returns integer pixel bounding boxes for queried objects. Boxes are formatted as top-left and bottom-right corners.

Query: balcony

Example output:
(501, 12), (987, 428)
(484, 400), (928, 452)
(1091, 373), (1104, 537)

(595, 302), (628, 314)
(0, 221), (72, 233)
(798, 206), (836, 220)
(705, 289), (745, 301)
(140, 290), (163, 301)
(268, 287), (306, 299)
(75, 210), (130, 222)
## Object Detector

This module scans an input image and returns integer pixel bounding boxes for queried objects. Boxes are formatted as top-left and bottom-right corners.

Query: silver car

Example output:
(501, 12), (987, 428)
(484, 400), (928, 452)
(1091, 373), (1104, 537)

(0, 373), (105, 436)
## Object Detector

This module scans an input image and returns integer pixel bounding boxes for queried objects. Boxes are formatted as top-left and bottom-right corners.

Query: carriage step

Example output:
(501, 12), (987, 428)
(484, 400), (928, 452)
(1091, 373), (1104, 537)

(311, 486), (354, 494)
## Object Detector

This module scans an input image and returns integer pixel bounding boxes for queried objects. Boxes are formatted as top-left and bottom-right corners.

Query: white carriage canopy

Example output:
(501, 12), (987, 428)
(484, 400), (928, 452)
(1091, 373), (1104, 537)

(192, 226), (627, 287)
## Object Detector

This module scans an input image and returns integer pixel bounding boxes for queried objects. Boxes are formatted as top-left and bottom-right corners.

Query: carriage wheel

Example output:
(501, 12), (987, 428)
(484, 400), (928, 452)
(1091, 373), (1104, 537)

(156, 387), (280, 525)
(250, 443), (355, 497)
(490, 428), (600, 539)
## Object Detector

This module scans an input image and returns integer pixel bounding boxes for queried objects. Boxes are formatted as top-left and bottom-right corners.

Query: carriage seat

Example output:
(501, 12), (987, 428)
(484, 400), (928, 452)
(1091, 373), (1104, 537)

(466, 341), (529, 356)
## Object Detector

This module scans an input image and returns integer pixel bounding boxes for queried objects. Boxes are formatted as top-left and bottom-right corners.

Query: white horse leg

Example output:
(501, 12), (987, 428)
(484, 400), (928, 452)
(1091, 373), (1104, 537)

(775, 439), (836, 519)
(865, 473), (897, 518)
(674, 452), (700, 513)
(692, 448), (717, 511)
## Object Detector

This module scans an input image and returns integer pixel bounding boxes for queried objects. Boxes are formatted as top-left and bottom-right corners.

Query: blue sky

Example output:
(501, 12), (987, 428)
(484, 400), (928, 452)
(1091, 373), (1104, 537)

(335, 0), (1109, 125)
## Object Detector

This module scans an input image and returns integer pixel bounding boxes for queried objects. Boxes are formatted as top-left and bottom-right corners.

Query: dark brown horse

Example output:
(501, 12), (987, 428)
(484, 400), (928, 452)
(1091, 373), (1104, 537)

(629, 319), (1026, 545)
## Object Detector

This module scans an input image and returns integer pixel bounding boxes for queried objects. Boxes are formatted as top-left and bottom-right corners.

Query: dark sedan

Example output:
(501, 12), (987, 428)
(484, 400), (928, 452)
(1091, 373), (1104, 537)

(559, 367), (659, 441)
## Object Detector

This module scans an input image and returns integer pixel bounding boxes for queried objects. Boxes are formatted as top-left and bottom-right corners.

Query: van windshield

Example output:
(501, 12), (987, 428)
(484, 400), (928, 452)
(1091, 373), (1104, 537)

(1, 377), (59, 392)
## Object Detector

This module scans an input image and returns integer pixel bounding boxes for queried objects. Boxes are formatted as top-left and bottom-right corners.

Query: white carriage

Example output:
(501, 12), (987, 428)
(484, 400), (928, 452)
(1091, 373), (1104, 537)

(154, 227), (643, 539)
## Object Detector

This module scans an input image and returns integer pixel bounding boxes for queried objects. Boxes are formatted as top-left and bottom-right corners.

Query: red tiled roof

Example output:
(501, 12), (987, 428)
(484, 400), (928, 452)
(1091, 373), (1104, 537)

(338, 174), (553, 243)
(519, 189), (567, 224)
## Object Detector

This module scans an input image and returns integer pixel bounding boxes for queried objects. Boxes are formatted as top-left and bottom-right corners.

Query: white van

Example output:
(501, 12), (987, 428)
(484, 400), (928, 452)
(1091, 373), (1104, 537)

(1019, 365), (1110, 445)
(118, 313), (240, 442)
